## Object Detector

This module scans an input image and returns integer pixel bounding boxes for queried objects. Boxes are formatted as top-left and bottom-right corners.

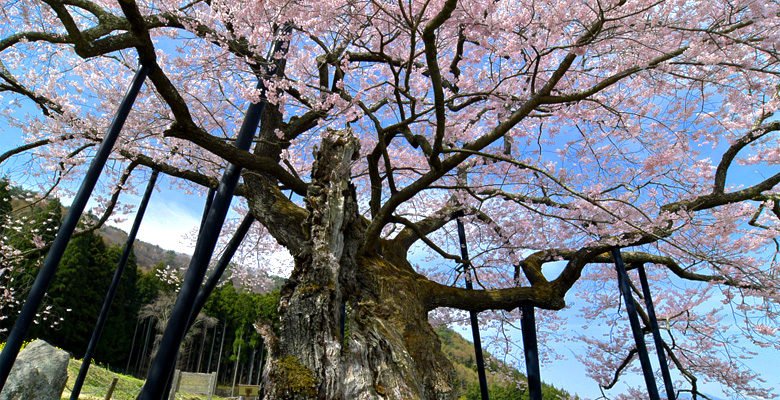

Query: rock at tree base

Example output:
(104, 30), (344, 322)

(0, 339), (70, 400)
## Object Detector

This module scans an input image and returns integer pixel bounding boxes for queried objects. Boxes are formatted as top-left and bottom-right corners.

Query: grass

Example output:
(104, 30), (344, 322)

(63, 359), (144, 400)
(62, 359), (229, 400)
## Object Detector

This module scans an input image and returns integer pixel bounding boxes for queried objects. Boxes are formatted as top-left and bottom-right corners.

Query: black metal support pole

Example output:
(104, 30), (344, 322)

(188, 214), (255, 328)
(137, 317), (152, 375)
(200, 188), (215, 231)
(153, 214), (255, 399)
(197, 324), (206, 373)
(71, 169), (159, 400)
(456, 217), (490, 400)
(138, 25), (292, 398)
(611, 248), (660, 400)
(150, 214), (256, 400)
(521, 302), (542, 400)
(207, 323), (217, 373)
(126, 319), (140, 374)
(139, 140), (251, 400)
(0, 63), (150, 391)
(153, 214), (256, 393)
(636, 263), (675, 400)
(216, 322), (226, 382)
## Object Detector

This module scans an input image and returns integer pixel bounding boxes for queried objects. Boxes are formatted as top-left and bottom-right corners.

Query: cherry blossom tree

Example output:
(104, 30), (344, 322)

(1, 0), (779, 398)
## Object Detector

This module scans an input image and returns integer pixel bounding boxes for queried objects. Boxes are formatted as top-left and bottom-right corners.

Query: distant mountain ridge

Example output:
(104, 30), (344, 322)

(98, 224), (287, 292)
(97, 225), (192, 271)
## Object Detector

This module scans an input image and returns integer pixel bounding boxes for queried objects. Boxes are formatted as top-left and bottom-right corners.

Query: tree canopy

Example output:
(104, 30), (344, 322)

(1, 0), (779, 398)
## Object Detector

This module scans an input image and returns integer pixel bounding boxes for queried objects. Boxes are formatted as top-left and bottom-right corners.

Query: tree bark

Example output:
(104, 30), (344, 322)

(257, 130), (457, 400)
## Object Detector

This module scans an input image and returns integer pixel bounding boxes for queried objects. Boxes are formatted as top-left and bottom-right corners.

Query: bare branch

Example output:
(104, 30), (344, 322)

(390, 214), (460, 262)
(713, 120), (780, 193)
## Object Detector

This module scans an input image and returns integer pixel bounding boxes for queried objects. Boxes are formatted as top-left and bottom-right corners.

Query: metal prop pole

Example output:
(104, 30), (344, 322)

(521, 302), (542, 400)
(137, 26), (292, 400)
(207, 323), (217, 373)
(70, 169), (160, 400)
(635, 263), (675, 399)
(0, 63), (150, 390)
(456, 217), (490, 400)
(137, 317), (152, 375)
(611, 247), (660, 400)
(156, 214), (256, 400)
(125, 319), (140, 374)
(200, 188), (215, 231)
(140, 120), (253, 400)
(188, 214), (255, 328)
(216, 322), (226, 382)
(158, 188), (222, 400)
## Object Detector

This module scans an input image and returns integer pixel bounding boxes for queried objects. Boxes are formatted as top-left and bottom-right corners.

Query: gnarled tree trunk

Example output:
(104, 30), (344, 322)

(251, 130), (456, 400)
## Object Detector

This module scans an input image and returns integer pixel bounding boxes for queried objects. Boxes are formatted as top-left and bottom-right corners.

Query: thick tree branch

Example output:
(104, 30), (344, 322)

(664, 171), (780, 214)
(540, 247), (773, 298)
(117, 150), (232, 194)
(243, 96), (309, 255)
(117, 0), (200, 130)
(361, 92), (544, 251)
(423, 0), (458, 168)
(281, 109), (326, 142)
(537, 47), (687, 104)
(612, 251), (768, 290)
(0, 136), (76, 165)
(366, 130), (400, 217)
(164, 121), (307, 196)
(479, 187), (570, 209)
(0, 31), (72, 52)
(0, 61), (65, 116)
(362, 12), (618, 250)
(421, 277), (565, 312)
(41, 0), (95, 54)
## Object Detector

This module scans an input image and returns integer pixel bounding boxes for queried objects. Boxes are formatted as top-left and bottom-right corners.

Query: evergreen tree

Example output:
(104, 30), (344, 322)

(3, 196), (62, 253)
(200, 283), (279, 374)
(137, 262), (181, 305)
(92, 244), (141, 366)
(0, 196), (64, 337)
(29, 230), (111, 357)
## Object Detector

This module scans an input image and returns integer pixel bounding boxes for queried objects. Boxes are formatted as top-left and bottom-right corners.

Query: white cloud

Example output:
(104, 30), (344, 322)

(107, 193), (202, 255)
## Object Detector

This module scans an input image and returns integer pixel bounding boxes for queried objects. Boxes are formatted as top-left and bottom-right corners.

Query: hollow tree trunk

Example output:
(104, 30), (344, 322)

(255, 130), (457, 400)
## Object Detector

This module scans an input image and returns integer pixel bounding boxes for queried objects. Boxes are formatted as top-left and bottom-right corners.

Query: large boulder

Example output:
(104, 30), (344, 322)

(0, 339), (70, 400)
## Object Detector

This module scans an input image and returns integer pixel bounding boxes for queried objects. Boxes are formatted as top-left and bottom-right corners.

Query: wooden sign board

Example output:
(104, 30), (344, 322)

(238, 384), (260, 397)
(169, 370), (217, 400)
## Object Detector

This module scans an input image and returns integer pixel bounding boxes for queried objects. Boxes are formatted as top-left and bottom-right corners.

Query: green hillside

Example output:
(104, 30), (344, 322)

(437, 327), (573, 400)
